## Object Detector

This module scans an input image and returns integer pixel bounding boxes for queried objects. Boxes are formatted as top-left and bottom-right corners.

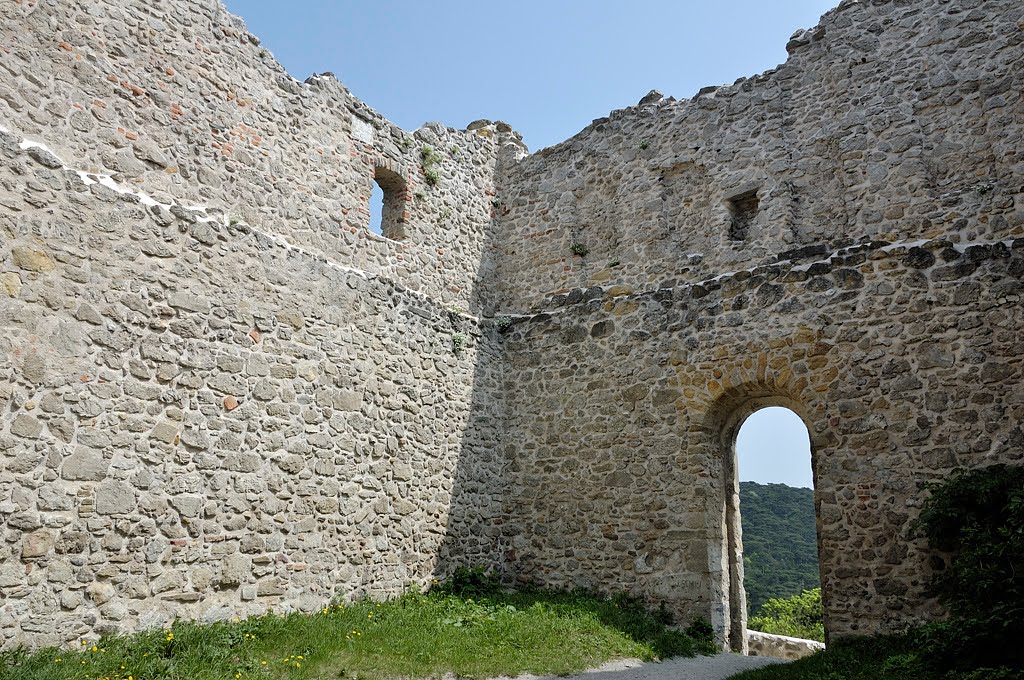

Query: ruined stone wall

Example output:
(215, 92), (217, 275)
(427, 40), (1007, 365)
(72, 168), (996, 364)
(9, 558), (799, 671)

(496, 0), (1023, 310)
(0, 0), (512, 648)
(0, 0), (525, 314)
(495, 0), (1024, 645)
(2, 0), (1023, 654)
(501, 237), (1024, 644)
(0, 122), (508, 647)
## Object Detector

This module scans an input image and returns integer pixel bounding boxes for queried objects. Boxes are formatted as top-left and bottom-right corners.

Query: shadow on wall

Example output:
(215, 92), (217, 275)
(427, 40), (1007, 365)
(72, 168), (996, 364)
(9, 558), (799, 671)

(427, 153), (509, 586)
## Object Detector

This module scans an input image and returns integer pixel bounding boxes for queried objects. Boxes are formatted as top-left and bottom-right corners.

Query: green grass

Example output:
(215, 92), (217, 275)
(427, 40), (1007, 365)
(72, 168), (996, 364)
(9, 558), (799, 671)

(0, 588), (715, 680)
(728, 632), (1021, 680)
(729, 635), (919, 680)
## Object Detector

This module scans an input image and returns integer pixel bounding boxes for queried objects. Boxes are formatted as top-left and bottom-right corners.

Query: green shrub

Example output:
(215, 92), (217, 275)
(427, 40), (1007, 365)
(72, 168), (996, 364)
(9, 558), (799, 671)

(732, 464), (1024, 679)
(432, 565), (503, 598)
(748, 587), (824, 642)
(912, 464), (1024, 674)
(914, 464), (1024, 622)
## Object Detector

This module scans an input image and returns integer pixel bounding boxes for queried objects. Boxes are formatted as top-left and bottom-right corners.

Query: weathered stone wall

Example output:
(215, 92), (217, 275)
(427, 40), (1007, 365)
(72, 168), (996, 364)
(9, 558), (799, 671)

(0, 0), (526, 314)
(494, 0), (1024, 647)
(747, 630), (824, 660)
(1, 0), (1022, 654)
(0, 0), (514, 648)
(495, 0), (1023, 310)
(500, 237), (1024, 645)
(0, 124), (507, 646)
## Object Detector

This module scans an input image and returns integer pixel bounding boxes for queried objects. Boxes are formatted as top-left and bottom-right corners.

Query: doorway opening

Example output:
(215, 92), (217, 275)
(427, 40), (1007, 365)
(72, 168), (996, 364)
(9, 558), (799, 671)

(724, 404), (822, 651)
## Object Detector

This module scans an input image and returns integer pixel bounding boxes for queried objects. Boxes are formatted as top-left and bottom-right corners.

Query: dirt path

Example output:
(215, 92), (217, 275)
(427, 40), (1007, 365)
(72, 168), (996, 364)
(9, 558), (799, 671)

(521, 655), (786, 680)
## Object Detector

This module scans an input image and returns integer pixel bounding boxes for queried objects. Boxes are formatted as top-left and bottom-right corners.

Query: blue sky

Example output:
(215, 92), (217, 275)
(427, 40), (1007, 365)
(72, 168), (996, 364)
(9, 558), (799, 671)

(737, 408), (813, 488)
(222, 0), (832, 488)
(223, 0), (838, 152)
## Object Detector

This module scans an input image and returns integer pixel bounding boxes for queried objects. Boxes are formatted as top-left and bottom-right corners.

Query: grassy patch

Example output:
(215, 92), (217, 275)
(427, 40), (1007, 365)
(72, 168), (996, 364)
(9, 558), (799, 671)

(729, 634), (918, 680)
(729, 631), (1022, 680)
(0, 587), (714, 680)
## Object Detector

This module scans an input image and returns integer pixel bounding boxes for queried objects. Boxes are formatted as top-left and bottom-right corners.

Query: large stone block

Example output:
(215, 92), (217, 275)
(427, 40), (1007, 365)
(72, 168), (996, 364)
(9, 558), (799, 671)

(61, 448), (109, 481)
(95, 482), (136, 515)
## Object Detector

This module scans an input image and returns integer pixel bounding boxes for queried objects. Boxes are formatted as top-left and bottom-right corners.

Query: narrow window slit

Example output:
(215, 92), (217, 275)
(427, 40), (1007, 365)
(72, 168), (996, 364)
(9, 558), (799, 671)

(370, 166), (409, 241)
(727, 189), (759, 241)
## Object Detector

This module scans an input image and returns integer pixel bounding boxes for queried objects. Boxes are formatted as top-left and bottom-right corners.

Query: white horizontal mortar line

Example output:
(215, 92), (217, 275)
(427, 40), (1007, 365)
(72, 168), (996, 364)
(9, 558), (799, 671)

(1, 123), (484, 326)
(7, 124), (1011, 327)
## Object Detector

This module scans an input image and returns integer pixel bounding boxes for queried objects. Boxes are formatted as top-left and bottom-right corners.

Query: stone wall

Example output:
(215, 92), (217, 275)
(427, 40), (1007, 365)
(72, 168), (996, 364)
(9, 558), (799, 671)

(0, 122), (508, 646)
(500, 236), (1024, 646)
(495, 0), (1023, 310)
(0, 0), (514, 648)
(494, 0), (1024, 647)
(1, 0), (1023, 653)
(747, 630), (824, 661)
(0, 0), (526, 314)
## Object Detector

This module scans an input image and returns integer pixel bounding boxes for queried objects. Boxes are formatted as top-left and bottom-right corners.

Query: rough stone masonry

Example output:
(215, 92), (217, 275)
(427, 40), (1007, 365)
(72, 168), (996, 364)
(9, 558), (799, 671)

(0, 0), (1021, 653)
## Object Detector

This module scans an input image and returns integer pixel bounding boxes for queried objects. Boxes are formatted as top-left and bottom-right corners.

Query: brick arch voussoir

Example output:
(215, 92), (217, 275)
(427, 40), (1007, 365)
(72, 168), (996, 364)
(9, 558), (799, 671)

(698, 372), (818, 451)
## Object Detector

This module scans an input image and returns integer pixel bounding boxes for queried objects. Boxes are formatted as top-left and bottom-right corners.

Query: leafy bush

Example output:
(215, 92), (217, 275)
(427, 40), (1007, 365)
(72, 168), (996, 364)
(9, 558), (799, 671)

(748, 588), (824, 642)
(914, 463), (1024, 622)
(432, 565), (503, 598)
(912, 464), (1024, 674)
(733, 464), (1024, 679)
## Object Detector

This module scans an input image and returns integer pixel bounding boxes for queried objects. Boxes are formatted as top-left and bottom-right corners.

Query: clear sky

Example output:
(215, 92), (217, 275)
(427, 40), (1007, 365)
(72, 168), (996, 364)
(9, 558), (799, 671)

(737, 407), (813, 488)
(221, 0), (834, 487)
(222, 0), (839, 152)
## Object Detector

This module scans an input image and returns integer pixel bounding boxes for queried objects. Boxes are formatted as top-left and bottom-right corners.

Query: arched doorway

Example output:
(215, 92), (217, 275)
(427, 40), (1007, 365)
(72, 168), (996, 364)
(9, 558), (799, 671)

(719, 399), (821, 652)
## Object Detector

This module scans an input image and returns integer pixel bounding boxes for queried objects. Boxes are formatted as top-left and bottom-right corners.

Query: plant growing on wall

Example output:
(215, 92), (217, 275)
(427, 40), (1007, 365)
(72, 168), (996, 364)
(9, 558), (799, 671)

(451, 333), (466, 355)
(420, 146), (441, 187)
(570, 242), (589, 257)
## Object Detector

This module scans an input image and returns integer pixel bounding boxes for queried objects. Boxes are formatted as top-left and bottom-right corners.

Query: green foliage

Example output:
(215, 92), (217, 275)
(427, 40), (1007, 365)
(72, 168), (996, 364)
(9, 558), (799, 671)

(432, 565), (503, 598)
(730, 634), (921, 680)
(445, 305), (464, 325)
(420, 145), (441, 187)
(419, 145), (439, 165)
(570, 241), (589, 257)
(748, 588), (824, 642)
(0, 578), (714, 680)
(731, 464), (1024, 680)
(451, 332), (466, 354)
(914, 464), (1024, 623)
(910, 464), (1024, 675)
(495, 315), (513, 332)
(740, 481), (820, 614)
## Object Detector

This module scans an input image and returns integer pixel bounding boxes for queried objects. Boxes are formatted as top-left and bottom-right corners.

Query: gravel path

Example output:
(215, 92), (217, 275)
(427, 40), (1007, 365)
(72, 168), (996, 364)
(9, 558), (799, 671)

(514, 655), (786, 680)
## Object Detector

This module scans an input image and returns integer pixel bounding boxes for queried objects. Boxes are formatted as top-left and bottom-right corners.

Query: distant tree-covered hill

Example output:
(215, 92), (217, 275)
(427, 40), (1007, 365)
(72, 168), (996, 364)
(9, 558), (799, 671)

(740, 481), (820, 614)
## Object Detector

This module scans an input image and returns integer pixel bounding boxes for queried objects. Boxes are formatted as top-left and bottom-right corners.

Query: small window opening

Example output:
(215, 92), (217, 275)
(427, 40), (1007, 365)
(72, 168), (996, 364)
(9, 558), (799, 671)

(368, 183), (385, 236)
(727, 189), (759, 241)
(370, 166), (408, 241)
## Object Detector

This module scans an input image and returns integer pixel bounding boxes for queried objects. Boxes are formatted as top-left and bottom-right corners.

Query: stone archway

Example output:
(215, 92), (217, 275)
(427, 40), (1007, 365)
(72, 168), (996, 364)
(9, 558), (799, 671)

(699, 382), (826, 653)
